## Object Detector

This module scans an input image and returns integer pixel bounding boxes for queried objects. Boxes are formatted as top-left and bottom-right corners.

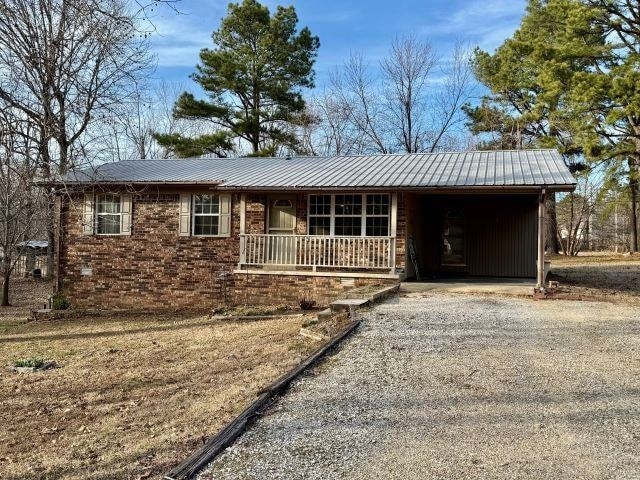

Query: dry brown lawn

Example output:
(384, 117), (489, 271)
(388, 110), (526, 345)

(0, 309), (341, 480)
(549, 252), (640, 304)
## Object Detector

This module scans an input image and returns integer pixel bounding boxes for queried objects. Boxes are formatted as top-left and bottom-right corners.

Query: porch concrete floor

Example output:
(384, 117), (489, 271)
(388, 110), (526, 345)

(400, 278), (535, 296)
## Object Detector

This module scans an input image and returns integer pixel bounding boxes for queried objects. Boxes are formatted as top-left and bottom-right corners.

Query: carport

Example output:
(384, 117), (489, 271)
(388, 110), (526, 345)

(405, 193), (540, 280)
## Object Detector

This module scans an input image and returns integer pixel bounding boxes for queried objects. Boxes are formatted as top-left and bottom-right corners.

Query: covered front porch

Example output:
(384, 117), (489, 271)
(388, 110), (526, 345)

(237, 234), (397, 276)
(234, 192), (402, 278)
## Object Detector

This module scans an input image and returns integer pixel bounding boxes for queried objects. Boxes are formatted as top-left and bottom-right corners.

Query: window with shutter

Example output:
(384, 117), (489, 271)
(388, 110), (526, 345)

(95, 194), (121, 235)
(185, 194), (231, 237)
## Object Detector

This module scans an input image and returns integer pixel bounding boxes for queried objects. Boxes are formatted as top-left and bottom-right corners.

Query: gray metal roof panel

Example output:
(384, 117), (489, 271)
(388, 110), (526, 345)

(59, 150), (576, 190)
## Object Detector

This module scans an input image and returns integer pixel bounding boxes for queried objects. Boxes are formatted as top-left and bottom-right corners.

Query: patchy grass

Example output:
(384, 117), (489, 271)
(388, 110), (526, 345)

(0, 311), (349, 479)
(12, 357), (47, 369)
(549, 252), (640, 304)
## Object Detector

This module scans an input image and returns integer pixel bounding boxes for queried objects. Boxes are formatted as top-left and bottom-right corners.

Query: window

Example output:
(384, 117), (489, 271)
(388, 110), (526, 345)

(308, 194), (331, 235)
(442, 209), (465, 266)
(334, 195), (362, 236)
(308, 194), (391, 237)
(366, 194), (390, 236)
(96, 194), (121, 235)
(272, 199), (293, 208)
(192, 194), (220, 236)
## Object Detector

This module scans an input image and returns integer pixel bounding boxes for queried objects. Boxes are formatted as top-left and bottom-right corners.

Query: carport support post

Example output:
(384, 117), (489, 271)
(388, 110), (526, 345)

(537, 189), (547, 291)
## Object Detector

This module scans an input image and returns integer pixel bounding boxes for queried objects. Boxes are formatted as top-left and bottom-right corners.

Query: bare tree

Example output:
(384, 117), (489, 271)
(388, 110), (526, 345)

(381, 36), (437, 153)
(0, 0), (156, 278)
(0, 109), (43, 306)
(314, 37), (474, 155)
(330, 53), (392, 154)
(103, 81), (193, 160)
(428, 42), (474, 152)
(556, 175), (601, 256)
(304, 90), (367, 156)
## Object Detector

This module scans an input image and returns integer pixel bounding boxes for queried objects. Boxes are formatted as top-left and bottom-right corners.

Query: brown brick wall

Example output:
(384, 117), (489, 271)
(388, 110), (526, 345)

(245, 194), (267, 234)
(234, 274), (395, 306)
(61, 192), (241, 310)
(59, 190), (404, 310)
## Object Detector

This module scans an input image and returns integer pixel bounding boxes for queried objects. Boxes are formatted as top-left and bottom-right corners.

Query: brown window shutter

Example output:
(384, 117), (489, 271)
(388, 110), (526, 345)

(121, 194), (132, 235)
(82, 194), (94, 235)
(219, 194), (231, 237)
(179, 194), (191, 236)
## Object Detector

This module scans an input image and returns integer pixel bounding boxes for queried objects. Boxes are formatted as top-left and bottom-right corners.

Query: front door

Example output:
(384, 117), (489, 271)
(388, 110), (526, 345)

(267, 195), (296, 264)
(268, 195), (296, 234)
(441, 208), (466, 267)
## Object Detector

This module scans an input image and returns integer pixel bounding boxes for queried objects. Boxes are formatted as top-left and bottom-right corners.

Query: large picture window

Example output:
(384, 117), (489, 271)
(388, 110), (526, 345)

(96, 194), (121, 235)
(308, 194), (391, 237)
(193, 194), (220, 236)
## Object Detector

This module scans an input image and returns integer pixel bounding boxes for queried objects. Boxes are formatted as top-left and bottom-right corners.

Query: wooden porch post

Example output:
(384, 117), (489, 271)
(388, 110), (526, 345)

(238, 194), (246, 267)
(390, 193), (398, 274)
(537, 189), (546, 290)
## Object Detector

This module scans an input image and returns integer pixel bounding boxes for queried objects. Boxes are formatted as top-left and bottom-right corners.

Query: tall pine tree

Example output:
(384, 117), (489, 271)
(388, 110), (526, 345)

(155, 0), (319, 157)
(463, 0), (606, 253)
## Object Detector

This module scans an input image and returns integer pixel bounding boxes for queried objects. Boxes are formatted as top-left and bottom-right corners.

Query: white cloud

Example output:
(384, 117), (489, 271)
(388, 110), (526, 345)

(149, 7), (220, 68)
(425, 0), (526, 50)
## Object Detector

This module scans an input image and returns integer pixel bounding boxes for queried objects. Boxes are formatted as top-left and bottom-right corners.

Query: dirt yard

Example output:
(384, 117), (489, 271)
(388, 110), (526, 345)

(0, 309), (344, 480)
(549, 252), (640, 304)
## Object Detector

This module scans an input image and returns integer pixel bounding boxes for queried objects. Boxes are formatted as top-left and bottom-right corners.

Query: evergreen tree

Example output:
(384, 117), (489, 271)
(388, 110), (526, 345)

(464, 0), (604, 156)
(466, 0), (640, 251)
(155, 0), (319, 157)
(569, 0), (640, 251)
(463, 0), (606, 253)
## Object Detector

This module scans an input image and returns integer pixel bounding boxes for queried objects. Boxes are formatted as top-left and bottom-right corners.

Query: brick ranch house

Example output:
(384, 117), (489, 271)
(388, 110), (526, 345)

(50, 150), (576, 310)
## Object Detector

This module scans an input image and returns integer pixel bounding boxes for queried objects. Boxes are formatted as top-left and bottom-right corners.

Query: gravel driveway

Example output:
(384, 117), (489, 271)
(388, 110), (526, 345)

(198, 293), (640, 480)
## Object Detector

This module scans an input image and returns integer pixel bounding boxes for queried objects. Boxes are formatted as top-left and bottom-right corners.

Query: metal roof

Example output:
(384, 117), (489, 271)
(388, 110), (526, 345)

(59, 150), (576, 191)
(16, 240), (48, 249)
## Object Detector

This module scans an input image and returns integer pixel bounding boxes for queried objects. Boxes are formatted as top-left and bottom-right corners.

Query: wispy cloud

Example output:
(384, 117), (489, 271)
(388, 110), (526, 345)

(425, 0), (526, 50)
(149, 6), (221, 68)
(147, 0), (526, 85)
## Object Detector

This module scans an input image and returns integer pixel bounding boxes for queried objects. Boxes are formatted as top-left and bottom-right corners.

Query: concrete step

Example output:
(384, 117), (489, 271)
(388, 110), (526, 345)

(330, 298), (370, 312)
(317, 308), (333, 321)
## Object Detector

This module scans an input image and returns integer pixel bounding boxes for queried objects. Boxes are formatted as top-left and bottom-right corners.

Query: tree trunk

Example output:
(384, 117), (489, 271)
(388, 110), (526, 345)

(46, 192), (56, 279)
(1, 270), (9, 306)
(545, 194), (559, 254)
(630, 175), (638, 253)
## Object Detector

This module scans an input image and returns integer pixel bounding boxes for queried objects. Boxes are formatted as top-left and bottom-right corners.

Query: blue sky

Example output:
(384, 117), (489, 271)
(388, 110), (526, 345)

(149, 0), (527, 90)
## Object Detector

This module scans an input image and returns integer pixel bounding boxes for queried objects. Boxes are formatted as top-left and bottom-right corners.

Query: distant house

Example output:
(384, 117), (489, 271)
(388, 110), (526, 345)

(50, 150), (576, 309)
(1, 240), (49, 278)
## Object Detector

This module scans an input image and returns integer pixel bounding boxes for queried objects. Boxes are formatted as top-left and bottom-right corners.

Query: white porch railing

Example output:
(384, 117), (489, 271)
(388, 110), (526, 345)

(239, 234), (395, 271)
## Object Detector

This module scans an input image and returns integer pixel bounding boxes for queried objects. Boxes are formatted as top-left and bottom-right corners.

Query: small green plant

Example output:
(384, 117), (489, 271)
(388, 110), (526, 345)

(51, 292), (70, 310)
(14, 357), (46, 369)
(302, 318), (318, 328)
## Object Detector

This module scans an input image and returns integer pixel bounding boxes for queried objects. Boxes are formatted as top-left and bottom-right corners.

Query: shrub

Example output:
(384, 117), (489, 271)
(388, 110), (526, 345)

(299, 297), (316, 310)
(52, 292), (70, 310)
(14, 357), (45, 369)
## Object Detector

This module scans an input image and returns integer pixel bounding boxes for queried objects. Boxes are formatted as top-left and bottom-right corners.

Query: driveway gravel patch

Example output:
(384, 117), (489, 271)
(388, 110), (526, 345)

(198, 293), (640, 480)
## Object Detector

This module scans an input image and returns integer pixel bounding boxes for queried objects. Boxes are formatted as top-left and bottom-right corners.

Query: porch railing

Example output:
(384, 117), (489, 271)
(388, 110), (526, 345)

(239, 234), (395, 271)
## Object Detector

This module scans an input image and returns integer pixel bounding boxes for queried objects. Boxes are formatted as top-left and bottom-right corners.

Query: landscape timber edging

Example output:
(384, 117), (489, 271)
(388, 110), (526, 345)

(163, 319), (362, 480)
